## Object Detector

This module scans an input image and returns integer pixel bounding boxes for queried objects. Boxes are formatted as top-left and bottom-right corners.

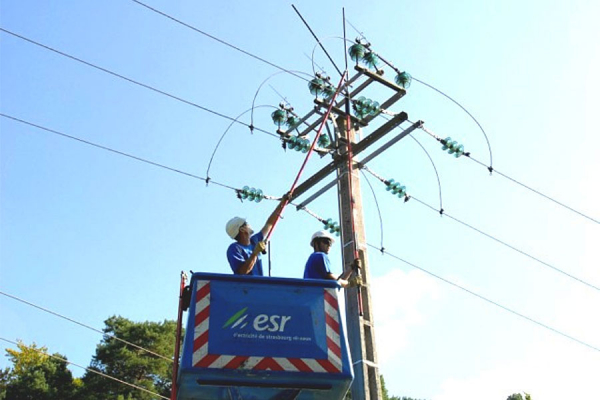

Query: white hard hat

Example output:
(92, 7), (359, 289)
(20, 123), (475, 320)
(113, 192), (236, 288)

(226, 217), (246, 240)
(310, 230), (335, 246)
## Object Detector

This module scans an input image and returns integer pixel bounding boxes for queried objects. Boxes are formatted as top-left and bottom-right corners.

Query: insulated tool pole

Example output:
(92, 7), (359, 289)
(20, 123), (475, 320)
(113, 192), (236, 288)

(170, 271), (187, 400)
(264, 72), (348, 243)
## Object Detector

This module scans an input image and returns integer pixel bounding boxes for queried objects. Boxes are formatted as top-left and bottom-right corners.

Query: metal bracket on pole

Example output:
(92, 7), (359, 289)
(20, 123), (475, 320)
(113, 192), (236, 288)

(295, 119), (421, 209)
(290, 112), (409, 202)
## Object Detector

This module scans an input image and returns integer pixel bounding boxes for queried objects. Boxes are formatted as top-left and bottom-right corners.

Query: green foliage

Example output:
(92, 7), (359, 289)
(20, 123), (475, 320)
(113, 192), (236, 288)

(343, 375), (427, 400)
(381, 374), (389, 400)
(0, 367), (10, 400)
(507, 393), (531, 400)
(2, 341), (79, 400)
(80, 316), (177, 400)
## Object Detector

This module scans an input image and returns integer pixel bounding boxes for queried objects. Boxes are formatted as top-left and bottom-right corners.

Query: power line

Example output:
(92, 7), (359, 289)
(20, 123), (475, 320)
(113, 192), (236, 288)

(0, 290), (173, 362)
(0, 337), (170, 400)
(0, 113), (239, 192)
(360, 170), (385, 252)
(411, 76), (493, 168)
(343, 22), (494, 169)
(409, 195), (600, 293)
(367, 244), (600, 354)
(129, 0), (310, 83)
(20, 90), (587, 294)
(358, 163), (600, 292)
(0, 28), (278, 140)
(416, 121), (600, 225)
(466, 154), (600, 225)
(380, 114), (443, 210)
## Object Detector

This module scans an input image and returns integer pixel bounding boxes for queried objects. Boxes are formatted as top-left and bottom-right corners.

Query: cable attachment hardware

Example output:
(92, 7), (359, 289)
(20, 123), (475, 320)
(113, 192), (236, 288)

(271, 107), (300, 130)
(237, 186), (265, 203)
(395, 71), (412, 89)
(317, 133), (331, 148)
(204, 176), (211, 187)
(385, 178), (409, 200)
(348, 38), (379, 69)
(286, 135), (311, 153)
(352, 96), (381, 119)
(308, 72), (336, 100)
(439, 208), (445, 216)
(321, 218), (341, 236)
(440, 137), (466, 158)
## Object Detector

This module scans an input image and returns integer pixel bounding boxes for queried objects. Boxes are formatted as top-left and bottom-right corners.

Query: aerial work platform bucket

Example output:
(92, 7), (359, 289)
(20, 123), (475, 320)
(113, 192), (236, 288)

(177, 272), (353, 400)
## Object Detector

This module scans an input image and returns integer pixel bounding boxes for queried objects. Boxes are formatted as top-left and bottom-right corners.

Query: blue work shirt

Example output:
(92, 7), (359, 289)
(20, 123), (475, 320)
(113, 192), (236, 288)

(226, 232), (264, 276)
(303, 252), (332, 280)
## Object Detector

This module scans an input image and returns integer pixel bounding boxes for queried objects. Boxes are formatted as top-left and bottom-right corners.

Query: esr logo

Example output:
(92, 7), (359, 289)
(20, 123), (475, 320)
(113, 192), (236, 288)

(223, 307), (292, 333)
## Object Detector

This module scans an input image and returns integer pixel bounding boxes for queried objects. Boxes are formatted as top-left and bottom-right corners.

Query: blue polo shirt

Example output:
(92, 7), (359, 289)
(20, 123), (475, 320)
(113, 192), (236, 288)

(226, 232), (264, 276)
(303, 252), (332, 280)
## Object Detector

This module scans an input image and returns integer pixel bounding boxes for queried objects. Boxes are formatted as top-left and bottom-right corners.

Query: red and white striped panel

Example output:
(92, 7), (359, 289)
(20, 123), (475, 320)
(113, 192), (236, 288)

(192, 281), (342, 374)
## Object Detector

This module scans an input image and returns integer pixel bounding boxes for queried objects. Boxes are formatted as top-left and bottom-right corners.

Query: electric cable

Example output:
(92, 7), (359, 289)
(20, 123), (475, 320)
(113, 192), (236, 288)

(206, 105), (277, 180)
(466, 154), (600, 225)
(305, 51), (327, 76)
(380, 114), (443, 210)
(250, 69), (314, 130)
(0, 28), (278, 140)
(7, 114), (596, 294)
(359, 161), (600, 292)
(130, 0), (310, 83)
(367, 244), (600, 354)
(290, 199), (600, 353)
(268, 85), (290, 106)
(411, 76), (493, 168)
(406, 133), (443, 211)
(409, 195), (600, 293)
(309, 36), (352, 78)
(1, 113), (235, 192)
(344, 22), (493, 168)
(0, 290), (173, 362)
(360, 170), (385, 252)
(0, 337), (170, 400)
(417, 120), (600, 225)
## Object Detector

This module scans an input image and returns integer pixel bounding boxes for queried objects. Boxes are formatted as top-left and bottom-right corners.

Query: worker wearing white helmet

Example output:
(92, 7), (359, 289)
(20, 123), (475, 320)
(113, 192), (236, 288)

(225, 197), (287, 276)
(303, 230), (349, 287)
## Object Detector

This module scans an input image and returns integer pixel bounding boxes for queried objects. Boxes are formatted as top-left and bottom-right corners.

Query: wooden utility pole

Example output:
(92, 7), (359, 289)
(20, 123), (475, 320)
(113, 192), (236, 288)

(286, 66), (417, 400)
(336, 115), (381, 400)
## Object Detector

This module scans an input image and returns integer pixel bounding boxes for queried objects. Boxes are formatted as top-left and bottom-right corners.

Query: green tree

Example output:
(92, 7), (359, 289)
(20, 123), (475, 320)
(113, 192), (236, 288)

(80, 316), (176, 400)
(1, 341), (79, 400)
(507, 393), (531, 400)
(344, 376), (426, 400)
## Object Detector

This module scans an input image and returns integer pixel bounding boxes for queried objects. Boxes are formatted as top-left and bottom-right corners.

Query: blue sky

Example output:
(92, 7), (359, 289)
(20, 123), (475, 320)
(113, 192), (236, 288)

(1, 1), (599, 399)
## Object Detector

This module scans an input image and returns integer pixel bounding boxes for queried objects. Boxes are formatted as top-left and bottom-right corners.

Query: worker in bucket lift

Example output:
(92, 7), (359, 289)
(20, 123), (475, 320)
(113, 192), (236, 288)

(225, 197), (287, 276)
(303, 230), (360, 287)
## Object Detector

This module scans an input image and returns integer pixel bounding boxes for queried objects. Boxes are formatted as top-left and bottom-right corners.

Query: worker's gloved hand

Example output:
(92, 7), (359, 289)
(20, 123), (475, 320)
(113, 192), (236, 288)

(348, 276), (363, 288)
(255, 241), (267, 254)
(352, 258), (362, 270)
